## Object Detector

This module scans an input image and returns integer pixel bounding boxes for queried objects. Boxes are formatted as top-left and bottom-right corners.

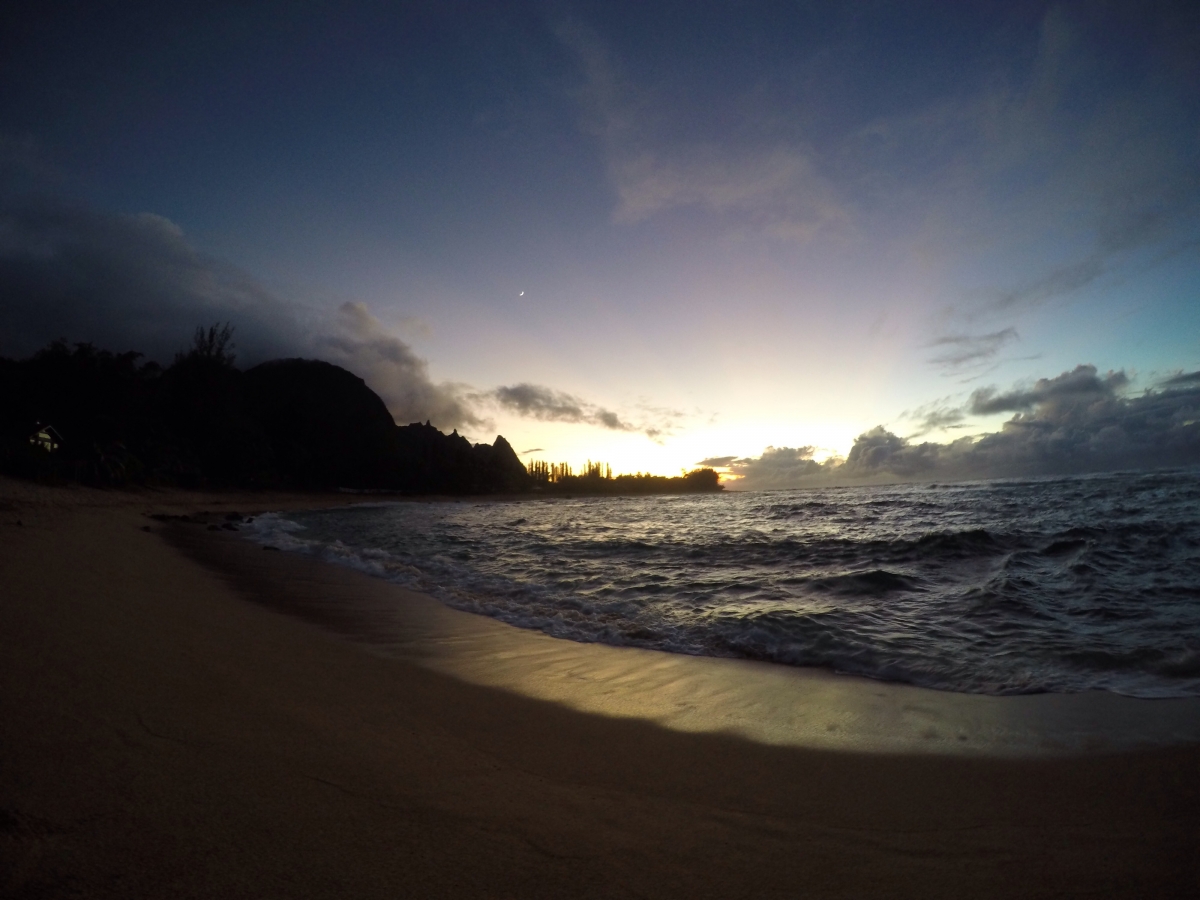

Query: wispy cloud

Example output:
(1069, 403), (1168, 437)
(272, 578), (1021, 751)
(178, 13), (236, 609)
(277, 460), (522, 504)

(868, 6), (1200, 326)
(927, 328), (1019, 372)
(563, 6), (1199, 321)
(485, 381), (680, 442)
(901, 404), (967, 438)
(558, 22), (850, 241)
(986, 259), (1108, 313)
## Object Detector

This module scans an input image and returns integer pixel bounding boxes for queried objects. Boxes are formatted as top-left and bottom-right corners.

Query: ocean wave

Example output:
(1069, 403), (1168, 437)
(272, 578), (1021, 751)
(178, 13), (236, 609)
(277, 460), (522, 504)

(243, 468), (1200, 698)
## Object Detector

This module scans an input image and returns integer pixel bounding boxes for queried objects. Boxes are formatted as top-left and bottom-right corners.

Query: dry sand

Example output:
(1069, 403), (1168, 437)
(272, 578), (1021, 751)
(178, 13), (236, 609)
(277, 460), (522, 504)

(2, 477), (1199, 898)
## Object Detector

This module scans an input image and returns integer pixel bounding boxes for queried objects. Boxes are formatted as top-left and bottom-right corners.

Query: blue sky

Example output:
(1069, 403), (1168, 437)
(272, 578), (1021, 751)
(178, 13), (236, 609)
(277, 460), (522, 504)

(3, 1), (1198, 483)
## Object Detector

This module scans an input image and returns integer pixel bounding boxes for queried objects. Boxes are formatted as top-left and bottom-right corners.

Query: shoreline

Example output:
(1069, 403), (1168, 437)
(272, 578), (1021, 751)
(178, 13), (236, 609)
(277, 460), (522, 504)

(4, 477), (1200, 897)
(174, 514), (1200, 757)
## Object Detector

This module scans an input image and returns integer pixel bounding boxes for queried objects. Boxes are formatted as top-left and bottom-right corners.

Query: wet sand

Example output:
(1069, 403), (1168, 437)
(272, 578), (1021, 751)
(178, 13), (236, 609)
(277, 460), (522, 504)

(2, 477), (1199, 898)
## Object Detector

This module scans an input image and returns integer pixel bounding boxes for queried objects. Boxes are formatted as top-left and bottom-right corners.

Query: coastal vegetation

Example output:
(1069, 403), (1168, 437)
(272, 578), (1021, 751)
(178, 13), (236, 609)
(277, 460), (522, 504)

(0, 327), (721, 495)
(0, 327), (527, 493)
(527, 458), (721, 494)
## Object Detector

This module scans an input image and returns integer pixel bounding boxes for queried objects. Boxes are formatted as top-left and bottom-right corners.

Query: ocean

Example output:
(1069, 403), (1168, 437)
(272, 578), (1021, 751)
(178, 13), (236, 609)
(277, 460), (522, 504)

(247, 468), (1200, 698)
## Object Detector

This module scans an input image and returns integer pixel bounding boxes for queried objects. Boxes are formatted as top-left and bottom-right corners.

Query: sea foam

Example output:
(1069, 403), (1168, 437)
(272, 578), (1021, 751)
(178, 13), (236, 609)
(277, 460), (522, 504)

(245, 468), (1200, 697)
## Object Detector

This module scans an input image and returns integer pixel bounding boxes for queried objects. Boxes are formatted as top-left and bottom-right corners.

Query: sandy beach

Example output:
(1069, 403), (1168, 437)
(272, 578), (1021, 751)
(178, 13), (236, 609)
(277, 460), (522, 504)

(3, 477), (1199, 898)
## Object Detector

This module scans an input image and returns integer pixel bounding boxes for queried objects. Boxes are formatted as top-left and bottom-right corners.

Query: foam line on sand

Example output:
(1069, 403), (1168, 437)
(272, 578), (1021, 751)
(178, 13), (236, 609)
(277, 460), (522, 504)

(175, 514), (1200, 758)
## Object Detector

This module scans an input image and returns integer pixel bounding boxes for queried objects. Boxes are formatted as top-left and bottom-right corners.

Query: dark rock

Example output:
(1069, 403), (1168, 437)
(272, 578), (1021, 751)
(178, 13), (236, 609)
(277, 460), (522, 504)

(391, 422), (530, 494)
(244, 359), (398, 489)
(2, 341), (532, 495)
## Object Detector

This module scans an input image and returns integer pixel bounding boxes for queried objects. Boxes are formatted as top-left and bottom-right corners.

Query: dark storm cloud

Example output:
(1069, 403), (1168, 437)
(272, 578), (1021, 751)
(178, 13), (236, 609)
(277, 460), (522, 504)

(726, 364), (1200, 489)
(0, 198), (297, 361)
(838, 380), (1199, 482)
(0, 198), (481, 429)
(968, 365), (1128, 415)
(1161, 370), (1200, 388)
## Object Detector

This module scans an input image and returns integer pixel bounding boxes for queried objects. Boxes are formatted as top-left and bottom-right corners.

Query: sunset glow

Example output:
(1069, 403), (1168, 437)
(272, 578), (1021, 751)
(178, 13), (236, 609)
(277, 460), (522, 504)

(3, 2), (1198, 486)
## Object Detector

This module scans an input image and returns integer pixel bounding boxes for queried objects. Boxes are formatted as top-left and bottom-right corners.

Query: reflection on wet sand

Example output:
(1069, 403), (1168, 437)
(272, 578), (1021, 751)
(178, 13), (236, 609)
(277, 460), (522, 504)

(178, 525), (1200, 757)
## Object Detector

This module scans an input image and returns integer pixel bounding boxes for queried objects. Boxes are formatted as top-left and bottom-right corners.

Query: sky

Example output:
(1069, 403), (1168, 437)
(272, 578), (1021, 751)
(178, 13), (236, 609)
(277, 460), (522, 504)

(2, 0), (1199, 486)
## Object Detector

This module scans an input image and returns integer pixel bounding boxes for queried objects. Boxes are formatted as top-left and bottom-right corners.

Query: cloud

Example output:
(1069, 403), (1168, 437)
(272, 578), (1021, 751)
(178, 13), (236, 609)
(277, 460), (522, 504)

(1161, 370), (1200, 388)
(968, 365), (1128, 415)
(563, 6), (1199, 318)
(1000, 8), (1200, 293)
(0, 197), (298, 361)
(608, 146), (847, 238)
(315, 302), (483, 429)
(488, 381), (668, 440)
(493, 383), (615, 425)
(904, 405), (967, 438)
(987, 257), (1108, 312)
(844, 363), (1199, 481)
(899, 390), (995, 439)
(927, 328), (1019, 372)
(725, 363), (1200, 488)
(0, 195), (682, 442)
(715, 446), (833, 491)
(0, 196), (481, 429)
(558, 22), (849, 240)
(861, 5), (1200, 327)
(481, 381), (688, 443)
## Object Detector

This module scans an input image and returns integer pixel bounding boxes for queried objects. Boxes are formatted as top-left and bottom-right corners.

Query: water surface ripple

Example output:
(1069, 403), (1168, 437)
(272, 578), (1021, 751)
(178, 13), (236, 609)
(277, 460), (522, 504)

(249, 469), (1200, 697)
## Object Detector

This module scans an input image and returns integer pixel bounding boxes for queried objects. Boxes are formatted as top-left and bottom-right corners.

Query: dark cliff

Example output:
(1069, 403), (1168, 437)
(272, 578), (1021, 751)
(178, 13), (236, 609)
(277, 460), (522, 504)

(1, 342), (530, 494)
(243, 359), (399, 488)
(391, 422), (529, 494)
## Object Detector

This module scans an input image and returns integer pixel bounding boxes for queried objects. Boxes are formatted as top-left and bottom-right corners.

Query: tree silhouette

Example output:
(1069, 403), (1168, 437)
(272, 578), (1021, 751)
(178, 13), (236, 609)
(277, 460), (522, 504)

(177, 323), (236, 367)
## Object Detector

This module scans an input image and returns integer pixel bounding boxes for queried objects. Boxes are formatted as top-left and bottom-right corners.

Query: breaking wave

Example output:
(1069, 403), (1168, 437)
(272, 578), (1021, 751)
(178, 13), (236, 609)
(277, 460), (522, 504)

(246, 468), (1200, 697)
